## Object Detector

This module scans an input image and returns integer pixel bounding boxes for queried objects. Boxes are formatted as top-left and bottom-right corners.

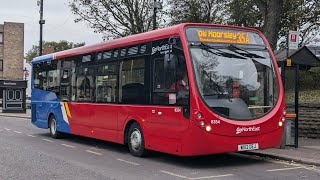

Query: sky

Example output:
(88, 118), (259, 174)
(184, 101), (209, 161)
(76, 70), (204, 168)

(0, 0), (104, 55)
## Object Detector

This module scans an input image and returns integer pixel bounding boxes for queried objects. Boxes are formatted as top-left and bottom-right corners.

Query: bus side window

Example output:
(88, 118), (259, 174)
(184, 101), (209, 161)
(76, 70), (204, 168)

(76, 66), (95, 102)
(119, 58), (146, 104)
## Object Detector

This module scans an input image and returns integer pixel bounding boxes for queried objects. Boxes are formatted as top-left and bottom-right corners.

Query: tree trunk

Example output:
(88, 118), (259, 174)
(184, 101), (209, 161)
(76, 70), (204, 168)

(263, 0), (284, 50)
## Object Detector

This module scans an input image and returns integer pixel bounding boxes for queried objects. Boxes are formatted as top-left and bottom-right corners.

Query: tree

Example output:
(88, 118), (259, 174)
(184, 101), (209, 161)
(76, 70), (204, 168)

(279, 0), (320, 47)
(70, 0), (163, 40)
(166, 0), (226, 25)
(227, 0), (320, 49)
(227, 0), (284, 50)
(25, 40), (85, 62)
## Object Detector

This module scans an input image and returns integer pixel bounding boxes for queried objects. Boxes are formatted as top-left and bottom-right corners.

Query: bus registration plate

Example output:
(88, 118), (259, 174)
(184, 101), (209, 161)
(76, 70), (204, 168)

(238, 143), (259, 151)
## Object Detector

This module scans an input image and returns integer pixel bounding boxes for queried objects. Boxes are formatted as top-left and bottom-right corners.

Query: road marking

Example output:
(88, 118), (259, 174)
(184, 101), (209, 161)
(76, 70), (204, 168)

(42, 139), (54, 142)
(304, 166), (320, 173)
(27, 134), (36, 137)
(117, 159), (140, 166)
(86, 150), (103, 156)
(267, 166), (304, 172)
(160, 171), (233, 180)
(266, 159), (301, 167)
(189, 174), (234, 180)
(61, 144), (75, 148)
(268, 159), (320, 173)
(160, 170), (188, 179)
(304, 146), (320, 150)
(13, 131), (22, 134)
(4, 128), (11, 131)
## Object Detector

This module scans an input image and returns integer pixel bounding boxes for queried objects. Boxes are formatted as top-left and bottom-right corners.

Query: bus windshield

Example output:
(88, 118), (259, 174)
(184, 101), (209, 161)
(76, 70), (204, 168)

(190, 43), (279, 120)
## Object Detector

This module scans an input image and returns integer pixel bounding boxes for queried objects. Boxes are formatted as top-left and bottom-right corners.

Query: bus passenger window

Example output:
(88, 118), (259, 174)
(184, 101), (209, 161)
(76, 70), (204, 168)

(76, 66), (95, 102)
(120, 58), (145, 104)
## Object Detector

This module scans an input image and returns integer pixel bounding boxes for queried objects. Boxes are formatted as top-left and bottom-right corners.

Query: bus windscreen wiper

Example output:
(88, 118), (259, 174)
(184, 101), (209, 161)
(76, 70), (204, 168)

(228, 44), (265, 59)
(190, 42), (246, 59)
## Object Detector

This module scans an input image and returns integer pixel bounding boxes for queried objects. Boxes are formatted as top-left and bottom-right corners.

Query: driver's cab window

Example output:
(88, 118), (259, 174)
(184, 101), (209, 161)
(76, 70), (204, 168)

(152, 37), (189, 106)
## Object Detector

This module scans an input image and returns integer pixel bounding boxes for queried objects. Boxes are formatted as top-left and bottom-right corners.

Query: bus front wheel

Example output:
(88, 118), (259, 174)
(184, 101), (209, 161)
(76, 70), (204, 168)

(49, 115), (62, 139)
(128, 122), (146, 157)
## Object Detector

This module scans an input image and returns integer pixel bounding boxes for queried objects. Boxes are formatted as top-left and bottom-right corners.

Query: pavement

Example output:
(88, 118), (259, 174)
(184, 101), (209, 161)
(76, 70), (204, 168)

(0, 109), (319, 167)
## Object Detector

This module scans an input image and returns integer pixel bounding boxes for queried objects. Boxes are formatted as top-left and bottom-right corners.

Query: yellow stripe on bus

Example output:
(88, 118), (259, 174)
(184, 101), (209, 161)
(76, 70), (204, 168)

(64, 102), (72, 118)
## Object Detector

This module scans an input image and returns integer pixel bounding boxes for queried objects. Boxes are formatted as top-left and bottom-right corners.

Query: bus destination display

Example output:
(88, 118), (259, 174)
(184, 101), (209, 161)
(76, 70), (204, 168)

(186, 27), (265, 46)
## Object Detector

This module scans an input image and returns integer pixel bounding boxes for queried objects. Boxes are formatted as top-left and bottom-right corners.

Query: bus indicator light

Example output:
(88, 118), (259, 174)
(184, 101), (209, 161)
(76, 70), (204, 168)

(200, 121), (205, 126)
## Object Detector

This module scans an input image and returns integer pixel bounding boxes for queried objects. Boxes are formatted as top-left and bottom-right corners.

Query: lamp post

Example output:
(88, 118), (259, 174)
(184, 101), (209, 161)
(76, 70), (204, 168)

(153, 0), (162, 30)
(37, 0), (45, 56)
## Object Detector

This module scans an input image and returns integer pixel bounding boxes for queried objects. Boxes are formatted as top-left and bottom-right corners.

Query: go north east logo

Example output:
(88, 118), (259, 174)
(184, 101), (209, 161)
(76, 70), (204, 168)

(236, 126), (260, 134)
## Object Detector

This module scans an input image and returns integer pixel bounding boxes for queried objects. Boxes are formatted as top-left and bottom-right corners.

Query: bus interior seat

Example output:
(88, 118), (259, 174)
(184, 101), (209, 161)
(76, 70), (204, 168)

(122, 83), (145, 104)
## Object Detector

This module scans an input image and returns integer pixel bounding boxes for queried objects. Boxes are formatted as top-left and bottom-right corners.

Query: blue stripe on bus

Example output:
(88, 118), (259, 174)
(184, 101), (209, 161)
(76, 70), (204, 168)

(31, 89), (70, 134)
(32, 53), (55, 64)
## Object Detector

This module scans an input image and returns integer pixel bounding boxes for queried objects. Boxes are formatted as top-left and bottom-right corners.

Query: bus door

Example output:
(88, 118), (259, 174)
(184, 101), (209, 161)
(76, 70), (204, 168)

(149, 105), (188, 140)
(148, 52), (189, 140)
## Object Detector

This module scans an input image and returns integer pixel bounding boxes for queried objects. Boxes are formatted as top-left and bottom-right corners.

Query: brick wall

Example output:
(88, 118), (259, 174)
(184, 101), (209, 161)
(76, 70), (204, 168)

(287, 103), (320, 139)
(2, 22), (24, 80)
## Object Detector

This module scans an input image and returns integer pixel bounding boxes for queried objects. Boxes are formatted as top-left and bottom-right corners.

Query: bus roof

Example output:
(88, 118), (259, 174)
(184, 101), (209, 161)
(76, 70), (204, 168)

(32, 23), (263, 64)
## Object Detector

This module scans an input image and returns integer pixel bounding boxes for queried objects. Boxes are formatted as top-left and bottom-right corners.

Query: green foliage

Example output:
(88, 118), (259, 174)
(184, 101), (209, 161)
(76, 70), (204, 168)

(227, 0), (263, 29)
(285, 68), (320, 91)
(285, 67), (320, 103)
(226, 0), (320, 49)
(25, 40), (85, 62)
(70, 0), (161, 40)
(167, 0), (226, 25)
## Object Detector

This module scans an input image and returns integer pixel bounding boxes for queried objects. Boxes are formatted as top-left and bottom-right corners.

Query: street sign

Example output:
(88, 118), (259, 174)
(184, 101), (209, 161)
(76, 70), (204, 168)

(288, 31), (299, 50)
(287, 59), (292, 66)
(24, 71), (29, 78)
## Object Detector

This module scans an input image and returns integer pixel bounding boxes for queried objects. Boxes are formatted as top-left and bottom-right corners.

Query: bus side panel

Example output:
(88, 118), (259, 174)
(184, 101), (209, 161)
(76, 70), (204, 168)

(117, 105), (188, 155)
(54, 102), (71, 134)
(65, 103), (119, 143)
(31, 89), (71, 134)
(180, 121), (283, 156)
(31, 89), (57, 129)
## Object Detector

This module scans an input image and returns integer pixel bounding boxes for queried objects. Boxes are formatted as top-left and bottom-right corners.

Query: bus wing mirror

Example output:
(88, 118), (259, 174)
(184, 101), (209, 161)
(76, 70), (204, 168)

(164, 54), (177, 70)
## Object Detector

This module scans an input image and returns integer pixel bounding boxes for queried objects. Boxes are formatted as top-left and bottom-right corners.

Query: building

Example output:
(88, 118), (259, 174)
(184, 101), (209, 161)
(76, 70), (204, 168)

(0, 22), (24, 80)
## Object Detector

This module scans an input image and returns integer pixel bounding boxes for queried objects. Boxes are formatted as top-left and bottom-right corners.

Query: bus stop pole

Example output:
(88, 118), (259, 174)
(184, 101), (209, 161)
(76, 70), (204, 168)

(294, 64), (299, 148)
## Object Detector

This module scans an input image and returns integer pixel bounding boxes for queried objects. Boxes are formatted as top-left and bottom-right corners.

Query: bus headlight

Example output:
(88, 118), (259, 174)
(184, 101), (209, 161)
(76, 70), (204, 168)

(206, 125), (212, 132)
(279, 121), (283, 127)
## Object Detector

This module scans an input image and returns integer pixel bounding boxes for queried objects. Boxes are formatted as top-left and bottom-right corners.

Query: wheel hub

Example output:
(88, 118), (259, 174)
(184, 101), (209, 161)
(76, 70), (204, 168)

(51, 119), (56, 135)
(130, 128), (142, 151)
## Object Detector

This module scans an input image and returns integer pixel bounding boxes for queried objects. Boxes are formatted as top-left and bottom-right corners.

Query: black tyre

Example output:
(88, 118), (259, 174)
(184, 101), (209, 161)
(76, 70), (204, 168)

(128, 122), (146, 157)
(49, 115), (62, 139)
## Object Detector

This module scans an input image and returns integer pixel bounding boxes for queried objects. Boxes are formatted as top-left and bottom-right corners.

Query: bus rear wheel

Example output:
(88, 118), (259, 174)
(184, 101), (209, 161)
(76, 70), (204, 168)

(128, 122), (146, 157)
(49, 115), (62, 139)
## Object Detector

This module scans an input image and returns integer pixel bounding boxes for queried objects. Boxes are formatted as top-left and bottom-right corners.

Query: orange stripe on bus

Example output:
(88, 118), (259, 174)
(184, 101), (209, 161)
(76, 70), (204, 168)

(64, 102), (72, 118)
